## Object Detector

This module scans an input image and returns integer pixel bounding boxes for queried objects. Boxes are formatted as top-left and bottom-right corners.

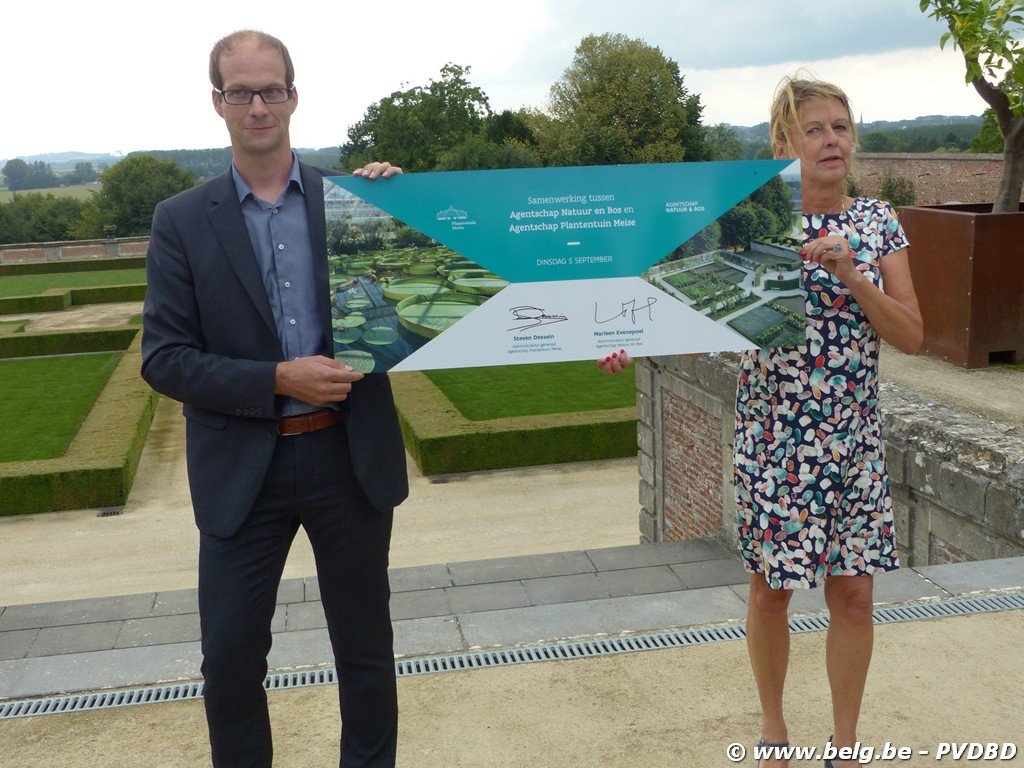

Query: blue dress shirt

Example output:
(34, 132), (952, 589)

(232, 156), (324, 417)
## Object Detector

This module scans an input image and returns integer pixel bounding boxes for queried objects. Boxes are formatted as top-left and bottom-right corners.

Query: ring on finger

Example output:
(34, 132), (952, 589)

(832, 242), (842, 252)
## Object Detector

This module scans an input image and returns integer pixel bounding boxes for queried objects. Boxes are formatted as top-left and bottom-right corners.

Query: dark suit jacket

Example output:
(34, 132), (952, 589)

(141, 161), (409, 538)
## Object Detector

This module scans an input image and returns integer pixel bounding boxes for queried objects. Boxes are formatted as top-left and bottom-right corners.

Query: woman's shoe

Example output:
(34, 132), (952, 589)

(756, 737), (789, 768)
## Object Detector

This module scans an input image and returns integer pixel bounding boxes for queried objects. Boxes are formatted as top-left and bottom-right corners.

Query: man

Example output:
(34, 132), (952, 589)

(141, 30), (408, 768)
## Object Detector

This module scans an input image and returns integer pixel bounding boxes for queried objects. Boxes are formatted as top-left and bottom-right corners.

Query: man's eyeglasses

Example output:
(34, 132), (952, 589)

(216, 87), (294, 105)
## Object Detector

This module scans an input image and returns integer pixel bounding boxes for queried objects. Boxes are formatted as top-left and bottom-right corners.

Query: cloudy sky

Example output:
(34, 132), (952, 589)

(3, 0), (988, 161)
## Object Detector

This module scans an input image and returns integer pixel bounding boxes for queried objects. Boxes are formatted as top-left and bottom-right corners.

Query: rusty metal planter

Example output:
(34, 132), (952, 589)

(898, 204), (1024, 368)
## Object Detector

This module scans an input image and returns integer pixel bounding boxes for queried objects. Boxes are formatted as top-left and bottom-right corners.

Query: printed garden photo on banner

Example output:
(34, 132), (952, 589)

(322, 159), (803, 372)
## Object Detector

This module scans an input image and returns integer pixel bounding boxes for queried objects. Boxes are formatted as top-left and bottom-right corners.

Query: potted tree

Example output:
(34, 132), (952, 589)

(897, 0), (1024, 366)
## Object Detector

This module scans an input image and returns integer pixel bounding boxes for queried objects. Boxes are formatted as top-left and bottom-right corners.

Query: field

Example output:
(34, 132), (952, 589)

(424, 360), (637, 421)
(728, 304), (786, 340)
(0, 269), (147, 298)
(0, 352), (120, 461)
(0, 184), (98, 203)
(692, 263), (746, 283)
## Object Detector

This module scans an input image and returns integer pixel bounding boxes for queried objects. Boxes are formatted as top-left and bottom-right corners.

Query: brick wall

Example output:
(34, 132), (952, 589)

(0, 237), (149, 264)
(852, 152), (1010, 206)
(661, 391), (723, 541)
(929, 534), (975, 565)
(638, 354), (1024, 565)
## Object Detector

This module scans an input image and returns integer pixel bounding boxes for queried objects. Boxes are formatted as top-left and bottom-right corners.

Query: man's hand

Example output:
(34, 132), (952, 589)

(351, 161), (402, 179)
(275, 356), (364, 406)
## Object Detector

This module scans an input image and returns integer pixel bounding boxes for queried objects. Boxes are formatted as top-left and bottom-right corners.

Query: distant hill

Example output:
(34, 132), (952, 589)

(730, 114), (985, 156)
(3, 151), (123, 170)
(2, 147), (341, 180)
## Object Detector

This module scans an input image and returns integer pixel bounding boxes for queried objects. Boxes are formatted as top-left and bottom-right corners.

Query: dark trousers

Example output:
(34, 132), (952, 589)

(197, 420), (397, 768)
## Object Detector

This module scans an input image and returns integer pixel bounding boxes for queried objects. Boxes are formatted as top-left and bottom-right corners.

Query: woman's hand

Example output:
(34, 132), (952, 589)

(804, 237), (923, 354)
(597, 349), (632, 375)
(802, 236), (856, 283)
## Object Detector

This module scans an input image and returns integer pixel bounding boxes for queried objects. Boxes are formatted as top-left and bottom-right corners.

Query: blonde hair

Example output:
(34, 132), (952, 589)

(769, 74), (858, 158)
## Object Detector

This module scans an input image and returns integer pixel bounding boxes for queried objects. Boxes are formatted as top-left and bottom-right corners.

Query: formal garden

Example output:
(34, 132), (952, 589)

(0, 253), (637, 515)
(0, 280), (156, 517)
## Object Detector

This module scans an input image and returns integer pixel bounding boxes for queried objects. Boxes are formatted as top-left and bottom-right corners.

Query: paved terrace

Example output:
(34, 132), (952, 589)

(2, 541), (1022, 701)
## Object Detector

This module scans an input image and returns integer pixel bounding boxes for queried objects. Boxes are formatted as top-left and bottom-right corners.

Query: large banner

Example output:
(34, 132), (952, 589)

(323, 160), (802, 372)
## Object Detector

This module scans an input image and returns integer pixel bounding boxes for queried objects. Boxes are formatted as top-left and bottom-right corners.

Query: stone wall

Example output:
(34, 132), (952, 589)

(0, 237), (149, 264)
(638, 354), (1024, 566)
(852, 152), (1010, 206)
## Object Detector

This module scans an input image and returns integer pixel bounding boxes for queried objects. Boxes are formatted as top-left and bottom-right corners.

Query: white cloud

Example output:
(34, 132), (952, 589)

(1, 0), (986, 160)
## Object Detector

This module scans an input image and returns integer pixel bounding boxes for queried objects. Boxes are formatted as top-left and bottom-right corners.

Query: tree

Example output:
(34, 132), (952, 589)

(2, 159), (29, 190)
(2, 159), (58, 190)
(435, 133), (541, 171)
(880, 171), (917, 206)
(719, 204), (760, 248)
(66, 161), (98, 185)
(539, 33), (708, 166)
(340, 64), (491, 172)
(0, 193), (85, 244)
(921, 0), (1024, 211)
(705, 123), (743, 161)
(750, 176), (796, 234)
(861, 131), (899, 152)
(77, 155), (195, 238)
(970, 107), (1005, 151)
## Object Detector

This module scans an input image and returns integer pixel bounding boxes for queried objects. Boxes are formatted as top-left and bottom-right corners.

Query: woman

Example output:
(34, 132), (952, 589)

(600, 77), (922, 768)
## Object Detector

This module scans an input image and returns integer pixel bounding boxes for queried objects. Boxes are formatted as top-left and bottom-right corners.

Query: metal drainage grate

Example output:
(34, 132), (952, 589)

(2, 591), (1022, 720)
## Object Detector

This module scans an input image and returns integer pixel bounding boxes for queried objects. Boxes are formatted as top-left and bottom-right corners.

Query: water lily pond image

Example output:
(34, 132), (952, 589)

(327, 243), (507, 372)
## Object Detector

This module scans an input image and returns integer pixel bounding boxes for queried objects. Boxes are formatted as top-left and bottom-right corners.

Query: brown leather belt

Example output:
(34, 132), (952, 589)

(277, 408), (342, 436)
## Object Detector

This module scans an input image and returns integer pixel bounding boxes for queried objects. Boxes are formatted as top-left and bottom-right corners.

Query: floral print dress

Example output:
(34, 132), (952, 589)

(734, 198), (907, 590)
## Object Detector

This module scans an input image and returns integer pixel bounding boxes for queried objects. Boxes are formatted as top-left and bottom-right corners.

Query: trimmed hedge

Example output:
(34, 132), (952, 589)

(390, 371), (637, 475)
(0, 330), (160, 516)
(0, 326), (141, 358)
(0, 256), (146, 277)
(0, 289), (72, 314)
(0, 283), (146, 314)
(70, 284), (147, 303)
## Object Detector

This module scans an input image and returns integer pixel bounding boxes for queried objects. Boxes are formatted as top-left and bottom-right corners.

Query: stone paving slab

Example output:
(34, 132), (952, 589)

(446, 581), (532, 614)
(29, 621), (122, 657)
(447, 550), (595, 586)
(115, 614), (201, 650)
(458, 586), (748, 649)
(0, 593), (155, 632)
(0, 629), (36, 661)
(585, 539), (731, 571)
(283, 602), (328, 632)
(152, 589), (199, 617)
(388, 564), (454, 593)
(0, 642), (203, 700)
(266, 628), (333, 671)
(521, 573), (609, 606)
(390, 589), (451, 621)
(277, 579), (305, 605)
(670, 558), (749, 589)
(393, 616), (464, 658)
(595, 565), (685, 597)
(917, 556), (1024, 595)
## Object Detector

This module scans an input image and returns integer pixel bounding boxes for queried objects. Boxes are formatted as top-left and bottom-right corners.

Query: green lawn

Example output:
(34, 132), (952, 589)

(0, 352), (120, 461)
(424, 360), (637, 421)
(0, 184), (97, 203)
(0, 269), (147, 298)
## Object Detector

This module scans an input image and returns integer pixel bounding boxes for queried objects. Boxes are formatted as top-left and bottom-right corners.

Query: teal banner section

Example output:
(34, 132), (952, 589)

(329, 160), (791, 283)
